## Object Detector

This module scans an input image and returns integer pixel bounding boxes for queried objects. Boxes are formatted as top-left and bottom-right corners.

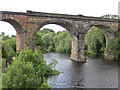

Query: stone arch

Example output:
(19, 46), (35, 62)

(85, 24), (115, 60)
(34, 19), (77, 37)
(89, 24), (115, 46)
(31, 19), (79, 61)
(2, 17), (26, 52)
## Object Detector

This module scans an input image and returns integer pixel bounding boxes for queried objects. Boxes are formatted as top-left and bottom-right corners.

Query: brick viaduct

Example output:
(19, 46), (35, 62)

(0, 11), (118, 62)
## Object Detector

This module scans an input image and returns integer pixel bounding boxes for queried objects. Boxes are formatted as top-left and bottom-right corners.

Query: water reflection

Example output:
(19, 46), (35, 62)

(43, 52), (118, 88)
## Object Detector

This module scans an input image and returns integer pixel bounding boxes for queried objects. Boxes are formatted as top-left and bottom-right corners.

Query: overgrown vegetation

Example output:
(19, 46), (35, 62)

(35, 27), (120, 60)
(2, 49), (59, 88)
(108, 32), (120, 60)
(85, 27), (106, 57)
(1, 20), (120, 88)
(0, 35), (2, 89)
(1, 34), (16, 62)
(1, 32), (60, 88)
(35, 28), (71, 54)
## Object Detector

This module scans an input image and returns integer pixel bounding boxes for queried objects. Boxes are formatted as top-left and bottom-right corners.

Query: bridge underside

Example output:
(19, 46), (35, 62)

(0, 11), (118, 62)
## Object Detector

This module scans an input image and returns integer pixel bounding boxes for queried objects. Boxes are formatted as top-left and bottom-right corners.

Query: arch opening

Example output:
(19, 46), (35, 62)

(84, 26), (106, 58)
(34, 23), (73, 55)
(0, 18), (26, 52)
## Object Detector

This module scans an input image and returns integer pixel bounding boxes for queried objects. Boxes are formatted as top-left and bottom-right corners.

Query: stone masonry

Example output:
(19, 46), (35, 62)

(0, 10), (118, 62)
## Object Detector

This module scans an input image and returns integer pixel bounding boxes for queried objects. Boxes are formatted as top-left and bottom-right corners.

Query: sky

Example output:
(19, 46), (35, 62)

(0, 0), (119, 36)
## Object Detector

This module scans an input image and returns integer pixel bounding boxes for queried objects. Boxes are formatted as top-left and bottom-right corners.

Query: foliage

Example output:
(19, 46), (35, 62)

(34, 33), (47, 52)
(2, 49), (59, 88)
(105, 38), (115, 56)
(85, 27), (106, 57)
(39, 28), (54, 34)
(2, 35), (10, 41)
(2, 36), (16, 52)
(114, 37), (120, 60)
(111, 32), (120, 60)
(1, 34), (16, 62)
(35, 29), (72, 54)
(2, 42), (16, 60)
(101, 14), (119, 19)
(42, 32), (55, 52)
(104, 32), (120, 61)
(0, 50), (2, 89)
(54, 31), (71, 53)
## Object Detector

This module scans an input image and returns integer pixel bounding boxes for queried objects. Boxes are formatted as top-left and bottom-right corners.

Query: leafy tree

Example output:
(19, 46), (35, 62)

(42, 32), (55, 52)
(5, 37), (16, 52)
(111, 32), (120, 60)
(39, 28), (54, 34)
(2, 43), (16, 60)
(34, 33), (47, 52)
(53, 31), (72, 53)
(1, 35), (16, 60)
(2, 49), (59, 88)
(2, 35), (10, 41)
(35, 28), (72, 54)
(85, 26), (106, 57)
(64, 32), (72, 53)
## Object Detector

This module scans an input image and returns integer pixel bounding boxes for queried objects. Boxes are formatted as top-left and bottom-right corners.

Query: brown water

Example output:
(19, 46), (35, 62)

(43, 52), (118, 88)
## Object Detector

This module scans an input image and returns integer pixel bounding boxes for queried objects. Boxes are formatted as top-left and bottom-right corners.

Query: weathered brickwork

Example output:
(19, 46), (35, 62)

(0, 11), (118, 62)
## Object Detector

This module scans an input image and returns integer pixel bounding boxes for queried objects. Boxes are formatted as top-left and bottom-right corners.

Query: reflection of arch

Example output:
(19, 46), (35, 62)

(2, 17), (26, 51)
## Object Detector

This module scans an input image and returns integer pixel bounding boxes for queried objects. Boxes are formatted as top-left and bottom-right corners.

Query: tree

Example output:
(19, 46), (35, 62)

(2, 49), (59, 88)
(2, 42), (16, 60)
(85, 26), (106, 57)
(39, 28), (54, 34)
(54, 31), (71, 53)
(2, 35), (10, 41)
(42, 32), (55, 52)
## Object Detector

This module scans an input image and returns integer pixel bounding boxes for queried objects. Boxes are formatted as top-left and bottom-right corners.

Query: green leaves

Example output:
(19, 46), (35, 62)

(85, 27), (106, 57)
(54, 31), (71, 53)
(35, 29), (72, 54)
(2, 49), (59, 88)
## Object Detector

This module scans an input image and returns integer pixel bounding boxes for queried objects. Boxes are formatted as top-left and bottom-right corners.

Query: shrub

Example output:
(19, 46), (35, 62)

(2, 49), (59, 88)
(85, 27), (106, 57)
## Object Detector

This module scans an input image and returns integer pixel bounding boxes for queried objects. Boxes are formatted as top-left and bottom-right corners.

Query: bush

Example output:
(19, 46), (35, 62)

(2, 43), (16, 61)
(2, 49), (59, 88)
(35, 29), (72, 54)
(85, 27), (106, 57)
(113, 37), (120, 60)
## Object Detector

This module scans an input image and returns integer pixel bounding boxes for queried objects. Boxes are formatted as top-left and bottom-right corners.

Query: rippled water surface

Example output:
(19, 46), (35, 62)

(43, 52), (118, 88)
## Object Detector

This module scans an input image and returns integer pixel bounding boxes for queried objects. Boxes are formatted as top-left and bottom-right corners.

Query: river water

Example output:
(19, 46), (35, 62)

(43, 52), (118, 88)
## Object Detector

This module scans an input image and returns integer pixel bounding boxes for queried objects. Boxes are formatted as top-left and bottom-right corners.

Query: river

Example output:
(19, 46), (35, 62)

(43, 52), (118, 88)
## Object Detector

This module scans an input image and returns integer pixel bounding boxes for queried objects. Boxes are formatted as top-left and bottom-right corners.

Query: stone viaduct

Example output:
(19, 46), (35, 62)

(0, 11), (118, 62)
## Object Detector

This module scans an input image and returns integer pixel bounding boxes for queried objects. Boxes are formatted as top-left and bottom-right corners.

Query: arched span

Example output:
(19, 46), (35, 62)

(31, 19), (79, 61)
(2, 17), (26, 51)
(88, 24), (115, 40)
(33, 19), (78, 38)
(85, 25), (115, 60)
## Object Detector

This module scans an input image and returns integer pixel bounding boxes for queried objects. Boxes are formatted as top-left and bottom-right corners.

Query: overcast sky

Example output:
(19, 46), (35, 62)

(0, 0), (119, 36)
